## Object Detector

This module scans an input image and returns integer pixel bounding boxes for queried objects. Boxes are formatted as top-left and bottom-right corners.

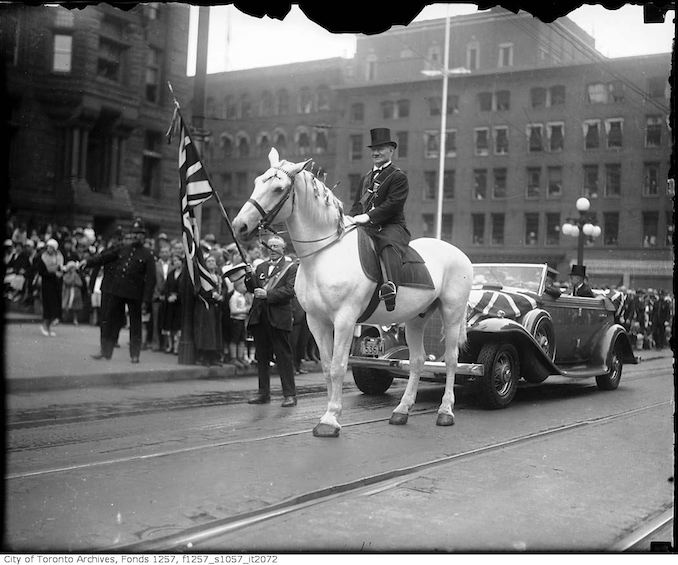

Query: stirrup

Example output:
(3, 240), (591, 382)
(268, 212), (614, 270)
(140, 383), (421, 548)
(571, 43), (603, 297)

(379, 281), (397, 311)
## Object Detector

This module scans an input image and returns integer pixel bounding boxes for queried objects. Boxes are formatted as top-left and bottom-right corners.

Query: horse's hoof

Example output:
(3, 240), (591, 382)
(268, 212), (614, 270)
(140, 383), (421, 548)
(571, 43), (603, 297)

(436, 413), (455, 426)
(389, 412), (408, 425)
(313, 423), (340, 438)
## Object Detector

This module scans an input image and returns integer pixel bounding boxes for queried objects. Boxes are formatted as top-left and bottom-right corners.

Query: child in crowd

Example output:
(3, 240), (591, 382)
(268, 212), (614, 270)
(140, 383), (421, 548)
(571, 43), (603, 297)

(228, 286), (253, 369)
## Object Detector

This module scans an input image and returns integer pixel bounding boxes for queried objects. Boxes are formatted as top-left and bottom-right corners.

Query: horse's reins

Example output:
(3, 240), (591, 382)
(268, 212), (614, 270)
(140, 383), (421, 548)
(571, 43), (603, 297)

(248, 167), (352, 258)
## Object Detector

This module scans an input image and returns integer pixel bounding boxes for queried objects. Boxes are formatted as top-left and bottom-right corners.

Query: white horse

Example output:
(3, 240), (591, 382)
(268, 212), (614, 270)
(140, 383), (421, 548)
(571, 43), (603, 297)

(232, 148), (473, 437)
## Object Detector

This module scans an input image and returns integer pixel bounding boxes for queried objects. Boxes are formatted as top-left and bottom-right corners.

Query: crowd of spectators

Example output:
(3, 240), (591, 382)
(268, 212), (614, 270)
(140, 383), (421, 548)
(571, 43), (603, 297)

(4, 216), (319, 370)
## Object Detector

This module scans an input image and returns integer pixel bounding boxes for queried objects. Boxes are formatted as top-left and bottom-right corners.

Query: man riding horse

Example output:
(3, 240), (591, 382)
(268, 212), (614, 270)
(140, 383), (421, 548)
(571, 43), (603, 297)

(349, 128), (411, 312)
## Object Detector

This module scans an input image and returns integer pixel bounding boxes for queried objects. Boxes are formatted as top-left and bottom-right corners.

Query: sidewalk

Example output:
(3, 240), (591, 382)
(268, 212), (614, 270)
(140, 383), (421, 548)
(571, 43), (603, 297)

(4, 311), (318, 394)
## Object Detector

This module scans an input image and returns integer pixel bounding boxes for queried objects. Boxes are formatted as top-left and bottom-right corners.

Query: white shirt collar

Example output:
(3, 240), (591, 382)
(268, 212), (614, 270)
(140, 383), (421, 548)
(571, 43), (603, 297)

(372, 161), (391, 172)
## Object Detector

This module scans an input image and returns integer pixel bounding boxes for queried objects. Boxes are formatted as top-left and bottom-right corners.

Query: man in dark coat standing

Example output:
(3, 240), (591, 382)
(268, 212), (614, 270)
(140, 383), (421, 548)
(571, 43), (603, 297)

(80, 219), (156, 363)
(349, 127), (411, 311)
(569, 264), (595, 297)
(246, 235), (298, 407)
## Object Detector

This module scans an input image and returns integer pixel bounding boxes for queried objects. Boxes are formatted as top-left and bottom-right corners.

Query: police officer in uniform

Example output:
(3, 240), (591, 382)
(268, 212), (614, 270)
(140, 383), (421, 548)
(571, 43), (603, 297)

(349, 128), (410, 311)
(81, 219), (156, 362)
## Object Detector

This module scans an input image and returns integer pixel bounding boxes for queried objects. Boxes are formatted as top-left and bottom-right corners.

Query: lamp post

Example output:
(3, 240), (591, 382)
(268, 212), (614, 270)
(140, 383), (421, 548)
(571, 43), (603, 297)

(561, 197), (602, 267)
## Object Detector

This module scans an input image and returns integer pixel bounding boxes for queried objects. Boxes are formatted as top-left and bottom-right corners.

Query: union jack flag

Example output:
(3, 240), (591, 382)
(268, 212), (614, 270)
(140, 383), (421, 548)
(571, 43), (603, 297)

(173, 113), (218, 303)
(467, 289), (540, 326)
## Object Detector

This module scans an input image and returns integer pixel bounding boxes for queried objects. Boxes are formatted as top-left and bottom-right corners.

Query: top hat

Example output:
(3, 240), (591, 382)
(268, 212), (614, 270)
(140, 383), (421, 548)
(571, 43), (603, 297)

(131, 218), (146, 234)
(570, 264), (586, 277)
(367, 128), (397, 149)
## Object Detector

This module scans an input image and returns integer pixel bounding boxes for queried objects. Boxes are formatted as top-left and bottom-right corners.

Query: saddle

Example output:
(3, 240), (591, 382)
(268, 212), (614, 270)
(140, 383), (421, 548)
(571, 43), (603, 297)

(356, 227), (434, 322)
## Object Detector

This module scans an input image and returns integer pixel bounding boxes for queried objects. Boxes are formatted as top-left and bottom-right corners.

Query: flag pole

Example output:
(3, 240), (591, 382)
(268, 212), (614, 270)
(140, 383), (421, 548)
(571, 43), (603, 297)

(167, 82), (251, 268)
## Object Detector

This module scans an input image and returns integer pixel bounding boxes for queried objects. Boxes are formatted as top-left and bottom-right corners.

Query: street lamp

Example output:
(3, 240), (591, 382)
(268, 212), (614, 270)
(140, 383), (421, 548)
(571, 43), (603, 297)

(561, 197), (602, 267)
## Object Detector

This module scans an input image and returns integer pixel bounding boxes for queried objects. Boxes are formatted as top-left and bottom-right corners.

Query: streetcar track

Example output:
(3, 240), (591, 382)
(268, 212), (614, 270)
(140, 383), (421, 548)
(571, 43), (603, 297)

(114, 400), (671, 552)
(611, 507), (674, 551)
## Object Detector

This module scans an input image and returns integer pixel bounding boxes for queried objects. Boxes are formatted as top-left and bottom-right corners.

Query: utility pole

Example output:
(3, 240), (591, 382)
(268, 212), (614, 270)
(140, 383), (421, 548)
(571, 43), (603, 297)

(178, 5), (210, 365)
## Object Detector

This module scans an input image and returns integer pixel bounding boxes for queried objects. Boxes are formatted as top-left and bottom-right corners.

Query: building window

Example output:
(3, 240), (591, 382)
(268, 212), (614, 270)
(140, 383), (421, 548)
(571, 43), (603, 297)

(608, 80), (624, 103)
(316, 85), (331, 111)
(547, 166), (562, 198)
(473, 169), (487, 200)
(666, 211), (674, 246)
(467, 43), (479, 71)
(545, 213), (560, 246)
(424, 130), (439, 159)
(478, 92), (492, 112)
(298, 87), (313, 114)
(313, 128), (328, 154)
(381, 100), (395, 119)
(141, 131), (162, 197)
(97, 37), (124, 81)
(474, 128), (489, 156)
(220, 133), (233, 158)
(145, 47), (161, 103)
(350, 134), (363, 161)
(348, 174), (361, 201)
(426, 45), (441, 67)
(530, 87), (546, 108)
(494, 126), (509, 155)
(605, 118), (623, 148)
(296, 128), (310, 155)
(547, 122), (564, 152)
(276, 89), (289, 115)
(443, 170), (455, 199)
(240, 93), (252, 118)
(525, 213), (539, 246)
(421, 213), (452, 239)
(443, 129), (457, 157)
(587, 83), (607, 103)
(526, 167), (541, 199)
(422, 214), (435, 238)
(427, 97), (442, 116)
(498, 43), (513, 67)
(603, 212), (619, 246)
(441, 214), (453, 241)
(236, 133), (250, 158)
(424, 171), (436, 200)
(396, 131), (408, 158)
(583, 165), (599, 199)
(273, 129), (287, 154)
(397, 99), (410, 118)
(366, 54), (377, 81)
(647, 76), (668, 99)
(604, 164), (621, 197)
(645, 115), (662, 147)
(643, 162), (660, 196)
(642, 211), (658, 247)
(472, 214), (485, 245)
(583, 120), (600, 150)
(256, 131), (271, 156)
(527, 124), (543, 152)
(491, 213), (504, 245)
(492, 168), (507, 199)
(495, 90), (510, 111)
(549, 85), (565, 106)
(350, 102), (364, 122)
(260, 90), (274, 116)
(52, 34), (72, 73)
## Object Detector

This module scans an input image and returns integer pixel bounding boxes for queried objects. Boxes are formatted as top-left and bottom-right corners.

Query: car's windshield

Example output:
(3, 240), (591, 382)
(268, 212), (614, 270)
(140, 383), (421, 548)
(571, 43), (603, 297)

(472, 264), (546, 293)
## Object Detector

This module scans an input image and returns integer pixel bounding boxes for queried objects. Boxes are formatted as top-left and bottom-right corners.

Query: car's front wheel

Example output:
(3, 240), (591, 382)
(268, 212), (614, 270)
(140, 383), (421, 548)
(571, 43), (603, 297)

(352, 367), (394, 395)
(477, 342), (520, 409)
(595, 343), (623, 390)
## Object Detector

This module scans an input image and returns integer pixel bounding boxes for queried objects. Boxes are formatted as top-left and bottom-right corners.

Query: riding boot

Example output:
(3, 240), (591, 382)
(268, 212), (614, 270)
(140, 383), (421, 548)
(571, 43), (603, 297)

(379, 246), (400, 312)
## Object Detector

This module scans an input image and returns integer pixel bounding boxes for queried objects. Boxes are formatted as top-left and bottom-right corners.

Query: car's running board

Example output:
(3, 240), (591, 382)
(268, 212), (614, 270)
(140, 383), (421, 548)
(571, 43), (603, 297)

(348, 356), (484, 376)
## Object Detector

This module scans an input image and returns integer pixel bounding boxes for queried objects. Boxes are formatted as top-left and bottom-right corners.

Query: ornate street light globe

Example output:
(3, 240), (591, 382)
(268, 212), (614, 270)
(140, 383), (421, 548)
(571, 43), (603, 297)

(561, 222), (574, 236)
(576, 197), (591, 212)
(592, 225), (602, 238)
(583, 223), (595, 236)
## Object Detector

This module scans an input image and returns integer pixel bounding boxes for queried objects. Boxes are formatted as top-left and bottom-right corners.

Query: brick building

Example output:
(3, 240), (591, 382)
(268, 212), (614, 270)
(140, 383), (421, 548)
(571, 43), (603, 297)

(2, 3), (191, 238)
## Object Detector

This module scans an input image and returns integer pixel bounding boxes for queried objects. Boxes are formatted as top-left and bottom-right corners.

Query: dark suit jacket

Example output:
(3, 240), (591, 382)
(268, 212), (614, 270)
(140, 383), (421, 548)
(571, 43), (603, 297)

(248, 257), (298, 332)
(573, 282), (595, 298)
(153, 259), (171, 301)
(85, 243), (156, 303)
(349, 163), (409, 228)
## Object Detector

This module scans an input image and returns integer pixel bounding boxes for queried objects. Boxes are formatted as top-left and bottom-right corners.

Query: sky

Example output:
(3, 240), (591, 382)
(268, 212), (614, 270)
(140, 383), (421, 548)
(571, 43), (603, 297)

(186, 3), (675, 75)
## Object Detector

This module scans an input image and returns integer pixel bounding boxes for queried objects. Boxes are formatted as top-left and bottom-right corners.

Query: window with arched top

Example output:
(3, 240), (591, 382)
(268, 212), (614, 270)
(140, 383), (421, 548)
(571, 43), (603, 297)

(256, 131), (271, 156)
(276, 89), (289, 115)
(298, 87), (313, 114)
(236, 132), (250, 158)
(240, 93), (252, 118)
(295, 127), (310, 155)
(260, 91), (274, 117)
(273, 129), (287, 154)
(220, 133), (234, 158)
(313, 128), (328, 154)
(316, 85), (331, 111)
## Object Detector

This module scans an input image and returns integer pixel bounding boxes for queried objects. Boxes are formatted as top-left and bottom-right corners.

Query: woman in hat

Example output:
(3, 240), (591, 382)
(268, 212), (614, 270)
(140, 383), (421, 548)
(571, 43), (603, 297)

(37, 238), (64, 336)
(349, 127), (410, 311)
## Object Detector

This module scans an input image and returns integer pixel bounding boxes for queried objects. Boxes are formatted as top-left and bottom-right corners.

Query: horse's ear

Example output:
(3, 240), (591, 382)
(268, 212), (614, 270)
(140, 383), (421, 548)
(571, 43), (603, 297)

(268, 148), (280, 166)
(287, 158), (312, 177)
